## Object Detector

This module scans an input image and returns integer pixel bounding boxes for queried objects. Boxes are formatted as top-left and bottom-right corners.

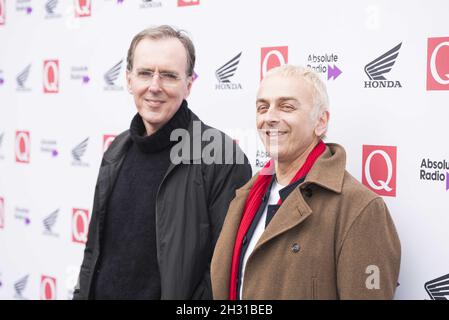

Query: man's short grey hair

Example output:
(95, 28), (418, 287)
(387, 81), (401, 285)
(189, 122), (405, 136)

(126, 25), (196, 76)
(264, 64), (330, 137)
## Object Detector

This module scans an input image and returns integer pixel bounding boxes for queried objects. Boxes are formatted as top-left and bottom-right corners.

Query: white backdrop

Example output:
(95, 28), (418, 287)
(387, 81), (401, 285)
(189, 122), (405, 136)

(0, 0), (448, 300)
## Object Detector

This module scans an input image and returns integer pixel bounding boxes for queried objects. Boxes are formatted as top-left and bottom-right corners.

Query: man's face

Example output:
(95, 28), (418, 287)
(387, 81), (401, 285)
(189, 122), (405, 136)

(126, 37), (192, 135)
(256, 73), (321, 163)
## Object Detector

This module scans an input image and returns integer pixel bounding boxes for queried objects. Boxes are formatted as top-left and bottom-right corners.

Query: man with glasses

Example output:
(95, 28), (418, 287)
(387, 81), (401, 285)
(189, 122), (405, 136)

(73, 25), (252, 300)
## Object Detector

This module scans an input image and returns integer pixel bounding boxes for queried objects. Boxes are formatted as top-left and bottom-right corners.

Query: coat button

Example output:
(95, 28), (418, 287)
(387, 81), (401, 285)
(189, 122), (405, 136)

(303, 187), (313, 198)
(291, 243), (300, 253)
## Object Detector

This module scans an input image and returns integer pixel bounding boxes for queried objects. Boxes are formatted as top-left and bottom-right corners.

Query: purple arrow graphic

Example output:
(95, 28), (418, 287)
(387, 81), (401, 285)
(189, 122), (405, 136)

(25, 217), (31, 225)
(26, 7), (32, 14)
(0, 78), (4, 85)
(117, 0), (124, 3)
(52, 149), (58, 157)
(82, 76), (90, 84)
(328, 64), (342, 80)
(446, 172), (449, 191)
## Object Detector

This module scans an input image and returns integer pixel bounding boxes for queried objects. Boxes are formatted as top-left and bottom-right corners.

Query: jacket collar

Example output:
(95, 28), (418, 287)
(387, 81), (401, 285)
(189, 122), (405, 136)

(102, 108), (204, 165)
(237, 143), (346, 194)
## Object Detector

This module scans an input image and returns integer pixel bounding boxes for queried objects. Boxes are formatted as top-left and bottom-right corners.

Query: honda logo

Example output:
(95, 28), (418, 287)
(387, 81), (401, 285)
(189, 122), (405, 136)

(362, 145), (397, 197)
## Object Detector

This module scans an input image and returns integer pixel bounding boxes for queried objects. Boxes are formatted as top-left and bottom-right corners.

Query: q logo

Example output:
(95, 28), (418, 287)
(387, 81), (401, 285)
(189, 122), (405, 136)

(427, 37), (449, 90)
(41, 276), (57, 300)
(43, 60), (59, 93)
(362, 145), (397, 197)
(75, 0), (91, 17)
(15, 131), (30, 163)
(260, 46), (288, 80)
(72, 208), (89, 244)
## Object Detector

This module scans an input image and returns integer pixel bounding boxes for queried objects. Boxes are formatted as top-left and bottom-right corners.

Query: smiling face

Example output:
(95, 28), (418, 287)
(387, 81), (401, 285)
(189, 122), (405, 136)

(256, 73), (326, 163)
(126, 37), (192, 135)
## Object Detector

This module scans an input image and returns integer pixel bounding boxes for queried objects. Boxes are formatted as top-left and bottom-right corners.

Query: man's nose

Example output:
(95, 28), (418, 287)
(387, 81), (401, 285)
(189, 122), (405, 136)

(148, 72), (162, 92)
(264, 105), (280, 124)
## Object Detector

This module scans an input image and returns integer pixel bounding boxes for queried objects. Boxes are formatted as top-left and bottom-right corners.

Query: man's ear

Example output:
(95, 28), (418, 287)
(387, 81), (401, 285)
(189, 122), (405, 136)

(126, 69), (132, 94)
(314, 110), (330, 137)
(185, 75), (193, 97)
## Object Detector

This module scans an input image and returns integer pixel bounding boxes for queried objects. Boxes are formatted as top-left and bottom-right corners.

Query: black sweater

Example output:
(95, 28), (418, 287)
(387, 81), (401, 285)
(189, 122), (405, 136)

(93, 102), (191, 299)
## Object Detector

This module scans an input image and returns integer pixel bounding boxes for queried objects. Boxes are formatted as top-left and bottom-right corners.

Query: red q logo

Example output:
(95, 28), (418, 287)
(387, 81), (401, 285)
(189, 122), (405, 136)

(362, 145), (397, 197)
(0, 0), (5, 25)
(43, 60), (59, 93)
(427, 37), (449, 90)
(40, 276), (57, 300)
(72, 208), (89, 244)
(75, 0), (91, 17)
(103, 134), (116, 153)
(178, 0), (200, 6)
(260, 46), (288, 80)
(0, 197), (4, 229)
(15, 131), (30, 163)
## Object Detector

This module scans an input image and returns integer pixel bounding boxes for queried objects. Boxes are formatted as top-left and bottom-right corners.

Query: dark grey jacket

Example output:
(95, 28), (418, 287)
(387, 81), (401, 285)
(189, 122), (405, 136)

(73, 112), (252, 299)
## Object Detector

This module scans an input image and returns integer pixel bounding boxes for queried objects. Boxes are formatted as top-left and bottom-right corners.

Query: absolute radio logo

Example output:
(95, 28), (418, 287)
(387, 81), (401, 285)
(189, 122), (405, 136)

(72, 208), (89, 244)
(14, 207), (31, 225)
(0, 197), (4, 229)
(260, 46), (288, 80)
(364, 43), (402, 89)
(15, 131), (30, 164)
(362, 145), (397, 197)
(427, 37), (449, 90)
(215, 52), (243, 90)
(0, 0), (5, 25)
(15, 0), (32, 15)
(74, 0), (91, 17)
(419, 158), (449, 191)
(178, 0), (199, 7)
(40, 139), (59, 158)
(71, 65), (90, 84)
(103, 134), (116, 153)
(41, 276), (57, 300)
(43, 60), (59, 93)
(307, 52), (342, 81)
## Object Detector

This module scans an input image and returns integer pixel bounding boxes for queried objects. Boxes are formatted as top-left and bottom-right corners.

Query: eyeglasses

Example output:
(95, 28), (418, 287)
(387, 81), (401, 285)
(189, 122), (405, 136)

(132, 69), (188, 87)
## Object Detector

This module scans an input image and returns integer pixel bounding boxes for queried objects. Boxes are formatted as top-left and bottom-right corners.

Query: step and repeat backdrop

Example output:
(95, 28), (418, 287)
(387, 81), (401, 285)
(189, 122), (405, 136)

(0, 0), (448, 300)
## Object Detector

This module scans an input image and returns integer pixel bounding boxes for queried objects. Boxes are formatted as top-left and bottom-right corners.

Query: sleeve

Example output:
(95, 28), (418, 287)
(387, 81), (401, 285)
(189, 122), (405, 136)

(336, 197), (401, 299)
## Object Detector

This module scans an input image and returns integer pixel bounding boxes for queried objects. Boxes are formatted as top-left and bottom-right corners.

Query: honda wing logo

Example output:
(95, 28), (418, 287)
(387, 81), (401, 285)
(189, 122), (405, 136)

(425, 273), (449, 300)
(43, 209), (59, 235)
(216, 52), (241, 83)
(16, 64), (31, 89)
(104, 60), (122, 86)
(71, 137), (89, 166)
(364, 43), (402, 88)
(14, 275), (29, 299)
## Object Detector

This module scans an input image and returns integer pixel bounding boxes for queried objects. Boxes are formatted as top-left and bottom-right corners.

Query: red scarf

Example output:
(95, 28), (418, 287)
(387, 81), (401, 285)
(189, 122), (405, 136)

(228, 140), (326, 300)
